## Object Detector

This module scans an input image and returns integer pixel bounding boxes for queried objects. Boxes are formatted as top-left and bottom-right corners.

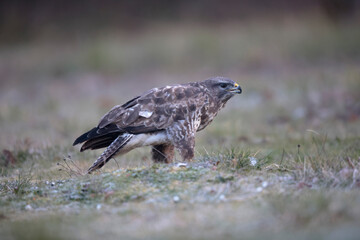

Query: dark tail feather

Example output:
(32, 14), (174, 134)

(80, 132), (120, 152)
(88, 134), (133, 173)
(73, 124), (122, 146)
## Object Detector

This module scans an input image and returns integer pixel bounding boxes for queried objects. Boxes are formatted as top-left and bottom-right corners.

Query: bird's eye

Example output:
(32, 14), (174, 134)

(219, 83), (227, 88)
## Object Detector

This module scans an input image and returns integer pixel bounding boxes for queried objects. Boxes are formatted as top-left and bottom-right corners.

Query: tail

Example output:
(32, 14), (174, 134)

(73, 124), (124, 152)
(87, 133), (133, 173)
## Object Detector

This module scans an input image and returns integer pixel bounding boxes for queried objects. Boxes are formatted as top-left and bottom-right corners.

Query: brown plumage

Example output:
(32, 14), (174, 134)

(73, 76), (242, 173)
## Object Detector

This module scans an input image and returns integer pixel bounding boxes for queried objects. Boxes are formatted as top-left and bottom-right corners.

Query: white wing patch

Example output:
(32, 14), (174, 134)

(194, 117), (201, 130)
(139, 110), (153, 118)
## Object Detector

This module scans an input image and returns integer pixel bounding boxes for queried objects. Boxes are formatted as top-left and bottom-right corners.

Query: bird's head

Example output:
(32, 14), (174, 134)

(201, 76), (242, 102)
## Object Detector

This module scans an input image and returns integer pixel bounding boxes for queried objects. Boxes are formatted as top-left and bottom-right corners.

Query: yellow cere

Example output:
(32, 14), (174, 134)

(234, 83), (239, 87)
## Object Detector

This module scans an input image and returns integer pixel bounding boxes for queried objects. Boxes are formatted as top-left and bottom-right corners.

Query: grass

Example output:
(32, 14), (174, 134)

(1, 15), (360, 239)
(1, 133), (359, 239)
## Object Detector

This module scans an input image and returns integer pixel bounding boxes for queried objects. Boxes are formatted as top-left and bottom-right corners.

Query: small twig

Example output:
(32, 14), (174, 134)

(280, 148), (285, 166)
(344, 157), (355, 170)
(57, 155), (84, 177)
(202, 146), (210, 157)
(67, 154), (82, 172)
(306, 129), (320, 135)
(62, 157), (72, 171)
(253, 149), (261, 157)
(321, 134), (327, 153)
(352, 169), (359, 188)
(151, 146), (169, 162)
(113, 157), (120, 169)
(57, 163), (72, 177)
(303, 156), (307, 181)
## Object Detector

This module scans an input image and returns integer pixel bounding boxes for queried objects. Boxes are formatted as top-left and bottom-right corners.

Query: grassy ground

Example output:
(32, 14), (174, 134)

(1, 16), (360, 239)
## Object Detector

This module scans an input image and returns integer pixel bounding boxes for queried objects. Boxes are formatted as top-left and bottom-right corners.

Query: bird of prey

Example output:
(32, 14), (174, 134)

(73, 76), (242, 173)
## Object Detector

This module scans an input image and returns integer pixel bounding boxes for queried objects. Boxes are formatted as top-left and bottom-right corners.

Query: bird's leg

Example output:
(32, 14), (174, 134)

(174, 138), (195, 162)
(166, 123), (196, 162)
(152, 144), (174, 163)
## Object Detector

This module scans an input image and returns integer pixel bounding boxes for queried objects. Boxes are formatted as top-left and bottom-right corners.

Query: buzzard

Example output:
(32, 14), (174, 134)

(73, 77), (242, 173)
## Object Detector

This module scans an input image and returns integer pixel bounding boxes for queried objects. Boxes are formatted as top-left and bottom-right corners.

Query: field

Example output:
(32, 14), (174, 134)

(1, 16), (360, 239)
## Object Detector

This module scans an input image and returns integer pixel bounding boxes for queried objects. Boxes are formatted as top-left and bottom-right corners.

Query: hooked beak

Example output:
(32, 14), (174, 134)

(227, 83), (242, 94)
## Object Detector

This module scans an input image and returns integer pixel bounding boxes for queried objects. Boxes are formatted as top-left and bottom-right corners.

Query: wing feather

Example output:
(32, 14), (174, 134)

(97, 84), (204, 134)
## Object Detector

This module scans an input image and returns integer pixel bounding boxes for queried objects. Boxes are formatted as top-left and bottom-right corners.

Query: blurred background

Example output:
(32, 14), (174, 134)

(1, 2), (360, 239)
(0, 0), (359, 150)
